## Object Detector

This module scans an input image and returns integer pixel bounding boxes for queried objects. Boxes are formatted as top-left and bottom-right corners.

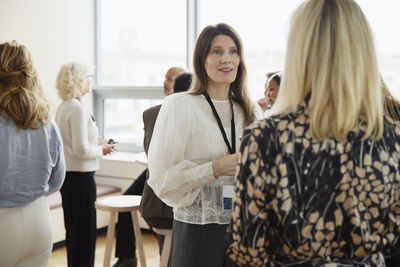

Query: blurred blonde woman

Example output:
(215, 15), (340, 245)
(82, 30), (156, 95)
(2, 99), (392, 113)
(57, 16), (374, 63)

(0, 41), (65, 266)
(55, 63), (115, 267)
(228, 0), (400, 266)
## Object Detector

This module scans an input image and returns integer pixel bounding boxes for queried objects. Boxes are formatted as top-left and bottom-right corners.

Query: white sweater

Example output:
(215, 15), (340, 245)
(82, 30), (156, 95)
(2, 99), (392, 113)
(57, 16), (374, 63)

(148, 93), (263, 225)
(55, 98), (102, 172)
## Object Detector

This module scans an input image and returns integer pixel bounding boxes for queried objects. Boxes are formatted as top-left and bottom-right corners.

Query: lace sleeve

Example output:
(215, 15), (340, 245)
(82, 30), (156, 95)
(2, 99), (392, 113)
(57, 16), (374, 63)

(148, 94), (215, 208)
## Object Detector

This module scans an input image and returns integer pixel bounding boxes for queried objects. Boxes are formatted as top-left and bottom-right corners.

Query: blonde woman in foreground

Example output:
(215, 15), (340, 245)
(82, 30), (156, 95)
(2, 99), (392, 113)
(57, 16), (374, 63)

(227, 0), (400, 266)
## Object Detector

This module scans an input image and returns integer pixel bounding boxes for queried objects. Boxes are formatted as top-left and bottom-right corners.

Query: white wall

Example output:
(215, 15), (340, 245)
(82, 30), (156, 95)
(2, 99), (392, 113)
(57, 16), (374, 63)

(0, 0), (94, 108)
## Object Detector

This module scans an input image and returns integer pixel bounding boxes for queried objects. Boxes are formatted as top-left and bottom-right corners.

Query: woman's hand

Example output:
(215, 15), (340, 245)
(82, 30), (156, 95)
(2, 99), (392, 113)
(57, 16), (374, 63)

(212, 153), (239, 179)
(257, 97), (268, 112)
(102, 144), (116, 155)
(100, 139), (118, 155)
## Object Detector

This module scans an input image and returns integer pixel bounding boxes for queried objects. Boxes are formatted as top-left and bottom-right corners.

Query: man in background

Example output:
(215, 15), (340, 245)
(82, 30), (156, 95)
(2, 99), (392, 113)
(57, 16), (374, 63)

(163, 67), (185, 95)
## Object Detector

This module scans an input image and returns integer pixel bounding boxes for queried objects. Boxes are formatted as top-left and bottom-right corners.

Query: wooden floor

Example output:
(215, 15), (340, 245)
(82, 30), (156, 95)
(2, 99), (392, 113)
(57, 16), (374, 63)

(48, 230), (160, 267)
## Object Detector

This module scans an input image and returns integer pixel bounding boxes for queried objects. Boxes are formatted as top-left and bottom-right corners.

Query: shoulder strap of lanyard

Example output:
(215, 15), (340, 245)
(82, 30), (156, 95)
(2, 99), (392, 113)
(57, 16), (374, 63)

(203, 92), (235, 154)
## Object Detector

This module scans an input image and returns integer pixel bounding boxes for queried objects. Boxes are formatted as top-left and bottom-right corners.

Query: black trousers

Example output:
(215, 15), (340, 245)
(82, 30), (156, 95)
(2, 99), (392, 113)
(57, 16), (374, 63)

(60, 171), (97, 267)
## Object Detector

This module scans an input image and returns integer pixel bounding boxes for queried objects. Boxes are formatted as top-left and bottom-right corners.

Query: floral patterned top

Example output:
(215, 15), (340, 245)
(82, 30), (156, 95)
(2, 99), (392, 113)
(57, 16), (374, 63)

(227, 101), (400, 267)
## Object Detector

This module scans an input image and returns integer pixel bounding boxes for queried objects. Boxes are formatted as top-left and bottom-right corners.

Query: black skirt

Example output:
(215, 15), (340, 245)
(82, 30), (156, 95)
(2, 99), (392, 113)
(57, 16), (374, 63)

(169, 220), (237, 267)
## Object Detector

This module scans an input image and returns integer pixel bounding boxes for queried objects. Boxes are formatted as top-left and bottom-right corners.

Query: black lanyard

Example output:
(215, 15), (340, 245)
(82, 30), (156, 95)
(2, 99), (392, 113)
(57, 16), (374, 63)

(203, 92), (235, 154)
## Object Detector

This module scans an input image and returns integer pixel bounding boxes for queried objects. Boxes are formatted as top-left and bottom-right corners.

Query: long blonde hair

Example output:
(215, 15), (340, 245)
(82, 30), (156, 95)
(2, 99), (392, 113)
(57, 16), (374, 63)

(189, 23), (255, 126)
(271, 0), (382, 141)
(0, 41), (51, 129)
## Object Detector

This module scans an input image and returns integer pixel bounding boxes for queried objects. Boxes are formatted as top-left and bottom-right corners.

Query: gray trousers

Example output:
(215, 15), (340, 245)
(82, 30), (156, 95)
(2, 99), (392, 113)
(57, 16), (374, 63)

(169, 220), (237, 267)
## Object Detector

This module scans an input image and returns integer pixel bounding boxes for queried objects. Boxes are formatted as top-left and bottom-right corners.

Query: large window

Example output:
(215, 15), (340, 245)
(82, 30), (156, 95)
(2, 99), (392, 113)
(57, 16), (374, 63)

(97, 0), (187, 86)
(94, 0), (400, 152)
(94, 0), (188, 152)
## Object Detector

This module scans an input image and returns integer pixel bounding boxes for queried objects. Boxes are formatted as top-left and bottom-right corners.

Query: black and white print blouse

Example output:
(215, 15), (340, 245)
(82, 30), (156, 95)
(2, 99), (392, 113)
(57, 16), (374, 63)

(227, 101), (400, 267)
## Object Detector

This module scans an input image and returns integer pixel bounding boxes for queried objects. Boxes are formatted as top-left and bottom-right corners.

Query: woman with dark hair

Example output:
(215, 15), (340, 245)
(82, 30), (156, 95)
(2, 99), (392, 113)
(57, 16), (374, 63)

(265, 72), (282, 109)
(0, 41), (65, 266)
(257, 71), (279, 112)
(147, 23), (262, 267)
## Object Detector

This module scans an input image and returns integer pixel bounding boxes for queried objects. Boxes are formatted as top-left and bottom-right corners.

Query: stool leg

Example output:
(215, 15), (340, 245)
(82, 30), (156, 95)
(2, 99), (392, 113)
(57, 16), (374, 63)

(159, 233), (172, 267)
(130, 210), (147, 267)
(103, 211), (117, 267)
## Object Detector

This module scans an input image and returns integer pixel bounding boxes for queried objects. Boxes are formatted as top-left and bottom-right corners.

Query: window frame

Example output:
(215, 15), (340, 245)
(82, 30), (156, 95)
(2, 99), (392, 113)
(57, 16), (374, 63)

(93, 86), (164, 152)
(92, 0), (198, 152)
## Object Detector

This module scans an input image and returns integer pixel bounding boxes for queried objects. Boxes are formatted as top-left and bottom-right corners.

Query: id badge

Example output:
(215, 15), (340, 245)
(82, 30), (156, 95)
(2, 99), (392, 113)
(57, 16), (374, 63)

(222, 185), (234, 210)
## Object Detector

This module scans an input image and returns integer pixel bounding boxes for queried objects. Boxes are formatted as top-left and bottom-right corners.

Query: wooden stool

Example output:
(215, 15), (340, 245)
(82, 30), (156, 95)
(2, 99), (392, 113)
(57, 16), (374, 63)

(152, 228), (172, 267)
(95, 195), (146, 267)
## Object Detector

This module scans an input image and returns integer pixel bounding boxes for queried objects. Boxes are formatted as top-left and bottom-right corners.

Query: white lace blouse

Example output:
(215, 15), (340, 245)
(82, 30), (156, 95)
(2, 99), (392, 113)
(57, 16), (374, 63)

(148, 93), (262, 225)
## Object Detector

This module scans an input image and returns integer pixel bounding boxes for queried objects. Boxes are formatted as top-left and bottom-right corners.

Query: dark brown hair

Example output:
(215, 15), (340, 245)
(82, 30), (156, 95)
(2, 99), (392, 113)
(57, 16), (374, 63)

(189, 23), (255, 126)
